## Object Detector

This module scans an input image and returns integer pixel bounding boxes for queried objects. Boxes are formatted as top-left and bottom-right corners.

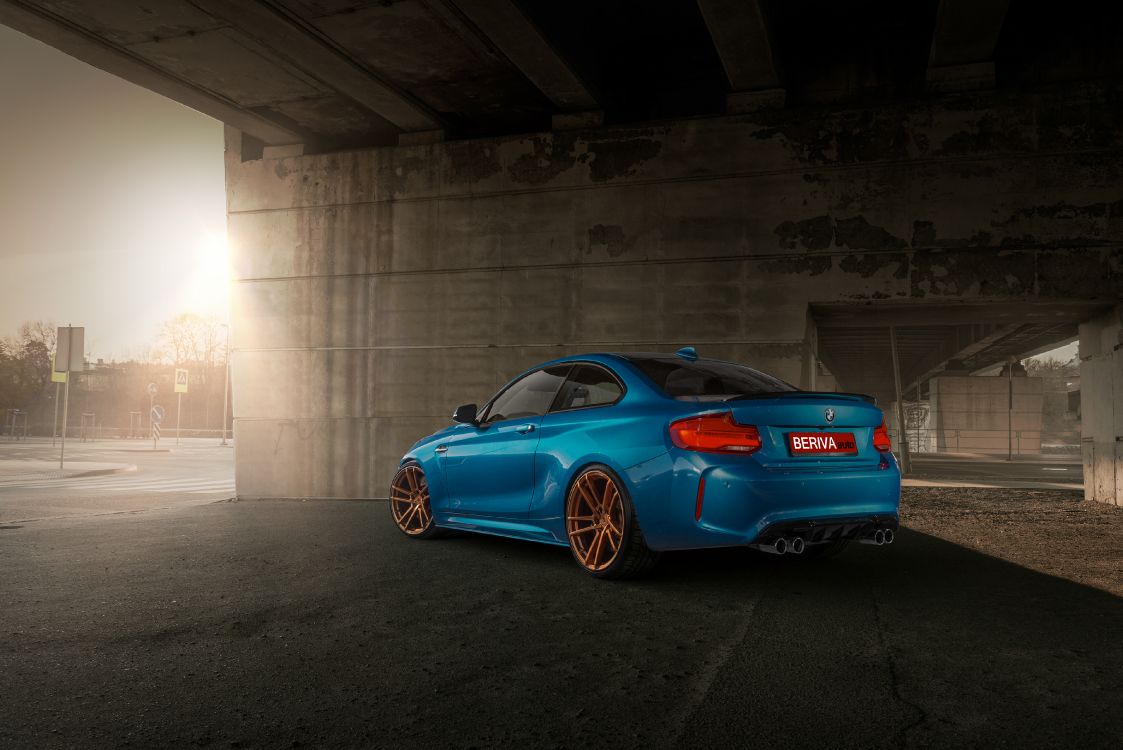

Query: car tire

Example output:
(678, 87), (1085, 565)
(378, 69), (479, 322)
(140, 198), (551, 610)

(389, 462), (443, 539)
(565, 464), (659, 579)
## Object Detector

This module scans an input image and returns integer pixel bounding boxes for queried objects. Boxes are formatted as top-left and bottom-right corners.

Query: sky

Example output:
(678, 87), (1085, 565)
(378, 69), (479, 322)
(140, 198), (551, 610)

(0, 25), (227, 361)
(1033, 340), (1078, 363)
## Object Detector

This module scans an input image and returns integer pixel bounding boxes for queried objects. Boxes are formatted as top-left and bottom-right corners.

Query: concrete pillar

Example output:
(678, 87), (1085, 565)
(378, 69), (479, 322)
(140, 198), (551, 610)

(1079, 305), (1123, 506)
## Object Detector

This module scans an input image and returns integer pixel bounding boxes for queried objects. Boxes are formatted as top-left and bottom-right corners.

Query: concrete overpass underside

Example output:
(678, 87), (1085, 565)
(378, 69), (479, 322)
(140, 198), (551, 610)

(3, 0), (1121, 505)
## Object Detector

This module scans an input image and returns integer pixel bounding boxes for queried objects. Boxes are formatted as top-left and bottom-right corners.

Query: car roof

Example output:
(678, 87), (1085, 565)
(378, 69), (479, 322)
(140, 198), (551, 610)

(533, 351), (739, 367)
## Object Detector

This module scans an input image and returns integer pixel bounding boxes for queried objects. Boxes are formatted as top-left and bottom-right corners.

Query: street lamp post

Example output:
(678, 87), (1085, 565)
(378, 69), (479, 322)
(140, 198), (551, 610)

(221, 323), (231, 447)
(1007, 356), (1015, 461)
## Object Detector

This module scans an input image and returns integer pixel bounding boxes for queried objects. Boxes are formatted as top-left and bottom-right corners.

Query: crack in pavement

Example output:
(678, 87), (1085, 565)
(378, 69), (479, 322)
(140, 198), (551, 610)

(872, 592), (928, 748)
(668, 595), (760, 747)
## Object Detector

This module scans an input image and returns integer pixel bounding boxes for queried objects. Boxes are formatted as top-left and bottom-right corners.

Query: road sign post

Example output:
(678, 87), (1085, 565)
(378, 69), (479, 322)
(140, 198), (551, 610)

(148, 382), (158, 449)
(174, 368), (188, 446)
(151, 403), (165, 447)
(52, 382), (60, 447)
(55, 326), (84, 469)
(51, 352), (66, 447)
(221, 323), (231, 447)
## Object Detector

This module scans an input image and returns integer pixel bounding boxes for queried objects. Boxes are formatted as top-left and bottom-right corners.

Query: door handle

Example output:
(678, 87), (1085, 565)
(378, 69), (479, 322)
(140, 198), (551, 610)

(516, 424), (535, 434)
(435, 444), (448, 454)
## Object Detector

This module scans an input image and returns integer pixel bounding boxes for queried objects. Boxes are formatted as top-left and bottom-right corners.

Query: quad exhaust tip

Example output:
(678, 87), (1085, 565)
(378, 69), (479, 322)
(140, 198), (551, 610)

(756, 536), (804, 555)
(860, 528), (892, 546)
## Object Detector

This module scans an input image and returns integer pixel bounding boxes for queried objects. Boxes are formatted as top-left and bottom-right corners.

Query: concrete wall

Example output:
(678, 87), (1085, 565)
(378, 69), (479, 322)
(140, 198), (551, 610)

(1080, 306), (1123, 506)
(929, 376), (1044, 454)
(224, 84), (1123, 499)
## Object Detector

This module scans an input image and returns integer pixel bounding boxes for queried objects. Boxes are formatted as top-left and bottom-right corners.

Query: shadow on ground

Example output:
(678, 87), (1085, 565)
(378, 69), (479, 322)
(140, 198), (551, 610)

(1, 501), (1120, 748)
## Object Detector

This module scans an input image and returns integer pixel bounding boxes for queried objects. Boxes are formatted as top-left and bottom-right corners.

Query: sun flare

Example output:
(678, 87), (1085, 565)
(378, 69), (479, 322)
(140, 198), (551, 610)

(183, 230), (231, 319)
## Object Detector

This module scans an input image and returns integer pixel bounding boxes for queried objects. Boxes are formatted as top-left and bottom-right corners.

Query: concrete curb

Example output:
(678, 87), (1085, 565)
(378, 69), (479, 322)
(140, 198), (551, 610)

(65, 464), (138, 479)
(0, 463), (137, 485)
(903, 478), (1083, 491)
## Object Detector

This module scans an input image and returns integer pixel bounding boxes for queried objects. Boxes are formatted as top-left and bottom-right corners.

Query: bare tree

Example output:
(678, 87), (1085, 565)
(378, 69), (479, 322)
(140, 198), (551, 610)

(0, 320), (58, 417)
(19, 320), (56, 354)
(1024, 357), (1069, 377)
(158, 313), (226, 428)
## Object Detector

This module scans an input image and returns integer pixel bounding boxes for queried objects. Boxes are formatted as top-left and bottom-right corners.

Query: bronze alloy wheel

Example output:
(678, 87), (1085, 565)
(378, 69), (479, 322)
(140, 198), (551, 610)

(566, 469), (626, 572)
(390, 464), (433, 536)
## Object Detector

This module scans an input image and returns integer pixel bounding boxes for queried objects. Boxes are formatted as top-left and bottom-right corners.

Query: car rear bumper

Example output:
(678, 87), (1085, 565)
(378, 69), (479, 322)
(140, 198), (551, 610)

(625, 449), (901, 551)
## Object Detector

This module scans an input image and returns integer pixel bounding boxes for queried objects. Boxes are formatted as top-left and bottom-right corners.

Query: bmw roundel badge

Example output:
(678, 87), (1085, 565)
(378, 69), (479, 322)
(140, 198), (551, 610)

(824, 407), (836, 423)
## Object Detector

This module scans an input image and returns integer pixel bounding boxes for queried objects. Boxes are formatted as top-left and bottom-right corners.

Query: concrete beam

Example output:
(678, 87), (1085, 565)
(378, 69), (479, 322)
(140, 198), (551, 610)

(927, 0), (1010, 92)
(192, 0), (441, 133)
(813, 302), (1109, 329)
(696, 0), (783, 108)
(0, 0), (302, 146)
(905, 323), (1022, 393)
(444, 0), (599, 112)
(551, 110), (604, 131)
(398, 129), (446, 147)
(726, 88), (786, 114)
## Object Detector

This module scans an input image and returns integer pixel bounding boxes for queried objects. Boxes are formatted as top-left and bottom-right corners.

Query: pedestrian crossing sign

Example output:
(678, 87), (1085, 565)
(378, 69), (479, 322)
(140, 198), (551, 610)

(175, 368), (189, 393)
(51, 352), (67, 383)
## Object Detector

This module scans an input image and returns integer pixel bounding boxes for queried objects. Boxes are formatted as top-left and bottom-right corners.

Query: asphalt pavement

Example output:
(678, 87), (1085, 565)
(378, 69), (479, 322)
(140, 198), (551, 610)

(0, 437), (233, 522)
(1, 493), (1121, 748)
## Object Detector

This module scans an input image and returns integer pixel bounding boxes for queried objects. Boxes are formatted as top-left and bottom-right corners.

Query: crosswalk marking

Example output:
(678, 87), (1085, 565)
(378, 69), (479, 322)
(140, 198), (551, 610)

(6, 477), (230, 490)
(0, 475), (234, 493)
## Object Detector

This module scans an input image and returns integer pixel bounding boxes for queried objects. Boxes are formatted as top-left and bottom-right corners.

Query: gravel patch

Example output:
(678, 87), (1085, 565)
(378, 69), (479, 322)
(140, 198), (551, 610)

(902, 487), (1123, 597)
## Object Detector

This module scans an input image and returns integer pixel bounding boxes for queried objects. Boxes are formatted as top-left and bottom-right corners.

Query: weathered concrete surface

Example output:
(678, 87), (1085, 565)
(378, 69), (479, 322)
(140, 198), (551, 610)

(929, 375), (1044, 454)
(1, 495), (1121, 748)
(1080, 305), (1123, 506)
(225, 82), (1122, 499)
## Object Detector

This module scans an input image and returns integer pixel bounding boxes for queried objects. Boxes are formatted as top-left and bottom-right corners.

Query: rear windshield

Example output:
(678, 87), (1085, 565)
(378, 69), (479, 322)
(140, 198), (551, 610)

(627, 357), (797, 400)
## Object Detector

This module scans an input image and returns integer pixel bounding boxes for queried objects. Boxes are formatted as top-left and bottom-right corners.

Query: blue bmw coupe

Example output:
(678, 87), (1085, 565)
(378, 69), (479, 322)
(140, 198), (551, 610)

(390, 348), (901, 578)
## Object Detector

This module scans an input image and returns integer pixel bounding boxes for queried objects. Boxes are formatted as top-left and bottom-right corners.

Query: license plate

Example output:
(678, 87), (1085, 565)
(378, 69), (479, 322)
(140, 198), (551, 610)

(787, 432), (858, 455)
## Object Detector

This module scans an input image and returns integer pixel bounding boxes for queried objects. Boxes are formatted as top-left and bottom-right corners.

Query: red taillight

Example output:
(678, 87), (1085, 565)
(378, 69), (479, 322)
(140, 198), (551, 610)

(670, 412), (762, 454)
(873, 419), (892, 452)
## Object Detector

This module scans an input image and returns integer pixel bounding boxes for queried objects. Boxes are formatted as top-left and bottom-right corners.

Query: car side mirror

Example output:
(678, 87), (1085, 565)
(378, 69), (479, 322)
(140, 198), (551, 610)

(452, 403), (478, 425)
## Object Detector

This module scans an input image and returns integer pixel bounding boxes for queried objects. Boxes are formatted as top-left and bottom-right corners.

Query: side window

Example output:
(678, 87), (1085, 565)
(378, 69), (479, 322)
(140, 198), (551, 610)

(551, 365), (624, 412)
(480, 366), (570, 424)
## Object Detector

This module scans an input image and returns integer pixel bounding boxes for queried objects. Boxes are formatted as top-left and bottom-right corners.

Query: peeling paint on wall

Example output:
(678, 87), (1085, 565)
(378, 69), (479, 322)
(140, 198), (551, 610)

(586, 224), (635, 258)
(749, 109), (915, 164)
(835, 216), (907, 251)
(935, 112), (1035, 156)
(585, 137), (662, 182)
(774, 215), (906, 252)
(909, 250), (1036, 297)
(1037, 248), (1123, 298)
(775, 216), (833, 250)
(910, 220), (993, 249)
(839, 253), (909, 279)
(997, 199), (1123, 222)
(446, 142), (502, 184)
(760, 255), (832, 276)
(507, 134), (578, 185)
(377, 154), (427, 196)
